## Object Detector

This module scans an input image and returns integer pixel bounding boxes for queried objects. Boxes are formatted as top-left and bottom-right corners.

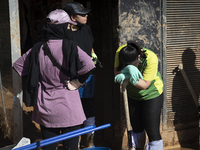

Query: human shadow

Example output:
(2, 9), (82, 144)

(172, 48), (200, 149)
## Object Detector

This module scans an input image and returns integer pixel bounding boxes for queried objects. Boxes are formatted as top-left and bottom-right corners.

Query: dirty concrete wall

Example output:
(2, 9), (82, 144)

(161, 0), (200, 149)
(118, 0), (162, 53)
(0, 0), (14, 146)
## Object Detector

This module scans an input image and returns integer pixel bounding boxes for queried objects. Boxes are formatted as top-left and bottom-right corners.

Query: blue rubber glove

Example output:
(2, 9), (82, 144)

(114, 73), (130, 84)
(121, 65), (143, 85)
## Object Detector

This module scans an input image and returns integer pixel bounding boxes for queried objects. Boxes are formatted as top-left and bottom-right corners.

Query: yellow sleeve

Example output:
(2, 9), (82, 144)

(142, 50), (158, 81)
(114, 44), (127, 68)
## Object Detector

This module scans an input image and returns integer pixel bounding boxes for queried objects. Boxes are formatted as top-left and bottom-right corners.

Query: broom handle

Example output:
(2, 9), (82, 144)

(122, 82), (133, 149)
(122, 84), (132, 131)
(178, 64), (199, 107)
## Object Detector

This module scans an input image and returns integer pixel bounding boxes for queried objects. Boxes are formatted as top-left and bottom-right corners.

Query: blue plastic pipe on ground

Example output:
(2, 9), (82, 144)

(41, 125), (95, 145)
(13, 123), (111, 150)
(13, 125), (95, 150)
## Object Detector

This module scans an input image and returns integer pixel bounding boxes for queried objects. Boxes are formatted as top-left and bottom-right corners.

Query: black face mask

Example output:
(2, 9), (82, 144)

(76, 21), (85, 27)
(43, 23), (73, 40)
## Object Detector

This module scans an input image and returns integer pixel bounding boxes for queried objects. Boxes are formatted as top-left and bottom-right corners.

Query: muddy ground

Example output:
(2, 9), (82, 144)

(0, 75), (199, 150)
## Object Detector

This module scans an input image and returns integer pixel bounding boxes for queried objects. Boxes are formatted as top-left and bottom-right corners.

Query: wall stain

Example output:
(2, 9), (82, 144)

(119, 0), (161, 51)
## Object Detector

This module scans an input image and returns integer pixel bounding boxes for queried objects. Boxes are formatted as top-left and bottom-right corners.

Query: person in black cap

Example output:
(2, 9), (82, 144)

(63, 2), (98, 149)
(63, 2), (95, 57)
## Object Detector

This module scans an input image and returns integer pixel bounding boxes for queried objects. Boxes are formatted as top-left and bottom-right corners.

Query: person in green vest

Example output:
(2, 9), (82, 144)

(114, 40), (164, 150)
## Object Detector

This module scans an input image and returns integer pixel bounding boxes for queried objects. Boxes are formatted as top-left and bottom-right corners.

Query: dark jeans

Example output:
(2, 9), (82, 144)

(128, 94), (163, 142)
(40, 125), (81, 150)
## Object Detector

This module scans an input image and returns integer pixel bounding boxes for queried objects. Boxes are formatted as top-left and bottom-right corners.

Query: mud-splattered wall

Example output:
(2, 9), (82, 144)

(119, 0), (161, 60)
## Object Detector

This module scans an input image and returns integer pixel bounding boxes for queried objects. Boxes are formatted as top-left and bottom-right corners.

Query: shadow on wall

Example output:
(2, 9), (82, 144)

(172, 48), (200, 149)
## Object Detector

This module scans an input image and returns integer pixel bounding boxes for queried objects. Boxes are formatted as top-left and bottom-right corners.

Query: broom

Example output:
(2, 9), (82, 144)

(122, 81), (135, 150)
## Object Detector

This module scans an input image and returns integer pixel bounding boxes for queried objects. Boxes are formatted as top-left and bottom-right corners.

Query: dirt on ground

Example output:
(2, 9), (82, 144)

(0, 79), (14, 148)
(0, 74), (43, 149)
(0, 89), (69, 150)
(0, 74), (199, 150)
(0, 103), (52, 149)
(0, 98), (42, 148)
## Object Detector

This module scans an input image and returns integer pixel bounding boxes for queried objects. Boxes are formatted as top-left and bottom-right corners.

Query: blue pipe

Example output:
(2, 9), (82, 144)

(41, 124), (110, 147)
(41, 125), (95, 144)
(13, 125), (95, 150)
(14, 124), (111, 150)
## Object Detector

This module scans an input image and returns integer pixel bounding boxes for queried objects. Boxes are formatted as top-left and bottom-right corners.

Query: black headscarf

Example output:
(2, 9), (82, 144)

(26, 23), (81, 106)
(42, 23), (82, 79)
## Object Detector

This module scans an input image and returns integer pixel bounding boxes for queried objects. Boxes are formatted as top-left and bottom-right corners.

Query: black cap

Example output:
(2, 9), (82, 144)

(63, 2), (91, 16)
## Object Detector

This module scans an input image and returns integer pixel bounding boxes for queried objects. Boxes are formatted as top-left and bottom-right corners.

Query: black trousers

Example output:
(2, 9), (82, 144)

(128, 93), (163, 142)
(81, 97), (95, 118)
(40, 125), (81, 150)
